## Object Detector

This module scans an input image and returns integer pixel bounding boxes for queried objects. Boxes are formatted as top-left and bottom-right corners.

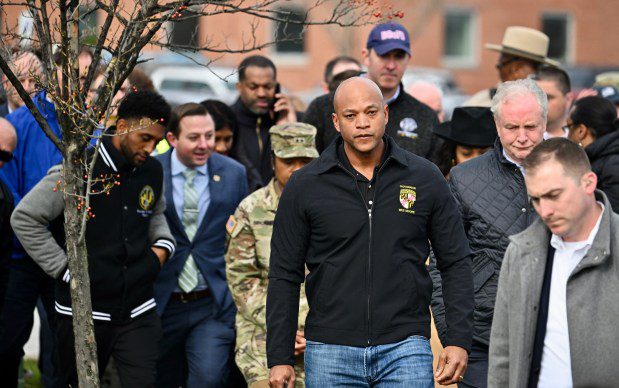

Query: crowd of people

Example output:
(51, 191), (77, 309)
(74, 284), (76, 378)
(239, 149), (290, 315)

(0, 20), (618, 388)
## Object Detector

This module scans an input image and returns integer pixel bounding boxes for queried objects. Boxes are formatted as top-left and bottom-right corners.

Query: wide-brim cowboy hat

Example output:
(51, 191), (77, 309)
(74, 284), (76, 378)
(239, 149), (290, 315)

(433, 107), (497, 147)
(485, 26), (561, 67)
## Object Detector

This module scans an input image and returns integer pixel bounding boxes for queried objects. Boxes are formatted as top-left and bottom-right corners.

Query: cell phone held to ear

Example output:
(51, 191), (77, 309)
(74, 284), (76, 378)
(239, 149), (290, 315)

(270, 82), (281, 110)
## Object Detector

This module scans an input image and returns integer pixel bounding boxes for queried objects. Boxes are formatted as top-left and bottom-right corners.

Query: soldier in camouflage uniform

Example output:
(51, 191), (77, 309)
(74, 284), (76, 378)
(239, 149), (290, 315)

(225, 123), (319, 388)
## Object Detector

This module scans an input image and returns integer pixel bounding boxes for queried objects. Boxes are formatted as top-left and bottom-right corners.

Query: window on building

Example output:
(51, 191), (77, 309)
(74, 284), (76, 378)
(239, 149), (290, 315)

(170, 10), (199, 48)
(443, 9), (476, 67)
(79, 7), (99, 46)
(274, 6), (305, 54)
(542, 13), (572, 63)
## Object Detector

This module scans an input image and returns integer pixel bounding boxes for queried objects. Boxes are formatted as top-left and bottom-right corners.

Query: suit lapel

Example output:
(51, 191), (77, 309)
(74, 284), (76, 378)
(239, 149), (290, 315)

(195, 155), (224, 235)
(161, 152), (186, 238)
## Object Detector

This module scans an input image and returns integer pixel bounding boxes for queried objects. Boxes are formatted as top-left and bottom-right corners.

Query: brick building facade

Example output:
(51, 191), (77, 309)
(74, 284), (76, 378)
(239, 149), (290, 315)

(2, 0), (619, 95)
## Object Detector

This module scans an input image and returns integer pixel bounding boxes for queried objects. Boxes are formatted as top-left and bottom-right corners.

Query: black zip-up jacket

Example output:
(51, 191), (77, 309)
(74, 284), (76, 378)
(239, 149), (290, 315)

(586, 130), (619, 211)
(302, 84), (441, 158)
(230, 99), (277, 192)
(11, 135), (176, 324)
(229, 99), (303, 192)
(266, 136), (473, 367)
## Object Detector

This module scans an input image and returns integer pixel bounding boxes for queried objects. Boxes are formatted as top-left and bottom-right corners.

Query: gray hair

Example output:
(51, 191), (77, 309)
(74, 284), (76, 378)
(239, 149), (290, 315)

(490, 78), (548, 121)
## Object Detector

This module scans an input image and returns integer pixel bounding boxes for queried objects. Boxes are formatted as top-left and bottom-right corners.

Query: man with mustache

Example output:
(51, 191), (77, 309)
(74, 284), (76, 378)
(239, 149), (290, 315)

(230, 55), (298, 191)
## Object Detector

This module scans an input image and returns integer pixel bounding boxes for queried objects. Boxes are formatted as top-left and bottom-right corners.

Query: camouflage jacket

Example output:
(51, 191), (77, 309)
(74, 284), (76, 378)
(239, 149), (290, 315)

(225, 178), (309, 386)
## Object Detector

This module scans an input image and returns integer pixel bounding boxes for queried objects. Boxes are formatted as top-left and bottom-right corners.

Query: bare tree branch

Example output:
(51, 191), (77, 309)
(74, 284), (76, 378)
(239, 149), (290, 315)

(0, 55), (64, 152)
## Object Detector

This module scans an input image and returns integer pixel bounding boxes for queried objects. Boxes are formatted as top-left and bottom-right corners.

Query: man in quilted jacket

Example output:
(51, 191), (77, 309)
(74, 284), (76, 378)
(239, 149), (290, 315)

(430, 78), (547, 388)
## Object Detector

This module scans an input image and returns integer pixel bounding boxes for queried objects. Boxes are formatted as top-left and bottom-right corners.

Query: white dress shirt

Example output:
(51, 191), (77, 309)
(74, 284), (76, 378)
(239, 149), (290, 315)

(538, 202), (604, 388)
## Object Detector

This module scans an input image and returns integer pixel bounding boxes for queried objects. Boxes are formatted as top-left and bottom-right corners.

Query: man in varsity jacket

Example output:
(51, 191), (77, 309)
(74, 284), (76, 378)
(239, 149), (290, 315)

(10, 91), (175, 386)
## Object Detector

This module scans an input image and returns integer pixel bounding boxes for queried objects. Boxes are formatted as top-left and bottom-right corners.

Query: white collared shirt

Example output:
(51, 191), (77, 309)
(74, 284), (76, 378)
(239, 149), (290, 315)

(538, 202), (605, 388)
(385, 85), (401, 105)
(502, 148), (525, 176)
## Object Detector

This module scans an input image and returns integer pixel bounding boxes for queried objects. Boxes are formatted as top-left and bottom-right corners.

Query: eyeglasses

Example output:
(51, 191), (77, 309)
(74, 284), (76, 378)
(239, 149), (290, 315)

(495, 57), (521, 70)
(0, 149), (13, 163)
(562, 123), (577, 133)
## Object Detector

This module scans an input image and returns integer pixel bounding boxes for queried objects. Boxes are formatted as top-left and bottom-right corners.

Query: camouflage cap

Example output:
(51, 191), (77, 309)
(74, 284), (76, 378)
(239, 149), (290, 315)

(269, 123), (320, 159)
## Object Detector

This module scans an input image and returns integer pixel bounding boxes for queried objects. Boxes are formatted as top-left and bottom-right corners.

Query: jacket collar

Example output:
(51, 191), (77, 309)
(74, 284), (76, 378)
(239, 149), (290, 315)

(511, 190), (614, 271)
(316, 135), (408, 174)
(170, 148), (208, 177)
(99, 127), (133, 172)
(232, 98), (272, 125)
(493, 139), (513, 167)
(264, 178), (281, 211)
(385, 83), (402, 105)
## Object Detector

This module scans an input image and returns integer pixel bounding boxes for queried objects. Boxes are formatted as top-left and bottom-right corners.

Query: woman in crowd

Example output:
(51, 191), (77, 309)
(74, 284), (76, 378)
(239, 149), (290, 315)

(431, 106), (497, 178)
(200, 99), (238, 156)
(567, 96), (619, 210)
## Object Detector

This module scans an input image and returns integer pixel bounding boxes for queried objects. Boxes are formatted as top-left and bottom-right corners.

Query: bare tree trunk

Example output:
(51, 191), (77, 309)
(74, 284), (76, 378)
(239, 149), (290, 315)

(63, 141), (100, 388)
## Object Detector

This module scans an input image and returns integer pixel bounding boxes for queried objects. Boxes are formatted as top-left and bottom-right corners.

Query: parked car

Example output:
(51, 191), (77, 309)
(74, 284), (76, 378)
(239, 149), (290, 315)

(136, 51), (238, 106)
(148, 65), (238, 106)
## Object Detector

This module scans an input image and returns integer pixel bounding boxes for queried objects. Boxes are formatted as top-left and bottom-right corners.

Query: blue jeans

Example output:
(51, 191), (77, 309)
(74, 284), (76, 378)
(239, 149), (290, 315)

(305, 335), (434, 388)
(156, 295), (236, 388)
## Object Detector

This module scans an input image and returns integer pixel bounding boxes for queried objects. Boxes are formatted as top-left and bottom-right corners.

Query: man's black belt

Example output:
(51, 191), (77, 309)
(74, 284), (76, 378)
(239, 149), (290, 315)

(170, 288), (211, 303)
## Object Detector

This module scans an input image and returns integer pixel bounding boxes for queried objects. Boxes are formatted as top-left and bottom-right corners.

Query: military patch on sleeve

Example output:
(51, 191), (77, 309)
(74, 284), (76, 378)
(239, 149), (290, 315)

(226, 215), (237, 235)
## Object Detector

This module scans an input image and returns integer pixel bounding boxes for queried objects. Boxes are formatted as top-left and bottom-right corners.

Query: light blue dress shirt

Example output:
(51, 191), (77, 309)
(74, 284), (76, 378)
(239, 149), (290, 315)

(171, 149), (210, 291)
(171, 149), (211, 224)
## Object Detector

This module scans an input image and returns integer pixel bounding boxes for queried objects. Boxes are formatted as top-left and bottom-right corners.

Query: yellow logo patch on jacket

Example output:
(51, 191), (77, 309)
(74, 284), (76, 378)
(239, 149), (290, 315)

(139, 185), (155, 211)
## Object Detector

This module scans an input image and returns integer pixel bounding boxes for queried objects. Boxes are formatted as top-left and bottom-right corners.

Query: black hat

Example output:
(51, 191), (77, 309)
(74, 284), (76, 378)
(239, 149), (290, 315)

(433, 107), (497, 147)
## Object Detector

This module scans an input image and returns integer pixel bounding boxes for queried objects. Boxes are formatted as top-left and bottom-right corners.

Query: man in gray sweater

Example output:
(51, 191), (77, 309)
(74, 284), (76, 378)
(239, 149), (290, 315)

(11, 91), (176, 386)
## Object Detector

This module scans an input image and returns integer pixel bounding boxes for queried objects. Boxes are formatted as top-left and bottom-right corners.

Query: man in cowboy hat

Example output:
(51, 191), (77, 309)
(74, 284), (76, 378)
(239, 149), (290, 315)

(464, 26), (560, 107)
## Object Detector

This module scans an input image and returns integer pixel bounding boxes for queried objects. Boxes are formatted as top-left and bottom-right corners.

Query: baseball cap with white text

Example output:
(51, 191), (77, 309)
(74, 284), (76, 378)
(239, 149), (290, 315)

(366, 22), (411, 56)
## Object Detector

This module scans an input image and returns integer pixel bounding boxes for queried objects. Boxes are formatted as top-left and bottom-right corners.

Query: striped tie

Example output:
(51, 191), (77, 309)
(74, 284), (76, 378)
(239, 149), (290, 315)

(178, 169), (199, 293)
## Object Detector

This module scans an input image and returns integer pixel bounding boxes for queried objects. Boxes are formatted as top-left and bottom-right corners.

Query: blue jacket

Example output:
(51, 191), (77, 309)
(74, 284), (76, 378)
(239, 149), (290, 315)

(0, 91), (61, 260)
(154, 151), (248, 319)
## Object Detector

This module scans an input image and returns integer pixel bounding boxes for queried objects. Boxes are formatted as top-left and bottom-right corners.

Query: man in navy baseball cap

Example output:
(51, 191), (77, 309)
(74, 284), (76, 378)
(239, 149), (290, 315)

(360, 22), (441, 160)
(366, 22), (411, 56)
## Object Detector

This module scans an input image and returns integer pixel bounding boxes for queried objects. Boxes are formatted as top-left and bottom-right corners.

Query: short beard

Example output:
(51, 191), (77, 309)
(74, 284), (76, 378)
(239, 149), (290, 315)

(120, 140), (139, 167)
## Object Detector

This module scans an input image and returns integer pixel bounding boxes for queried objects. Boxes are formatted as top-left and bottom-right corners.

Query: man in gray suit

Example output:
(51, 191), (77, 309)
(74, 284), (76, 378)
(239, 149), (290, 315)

(489, 138), (619, 387)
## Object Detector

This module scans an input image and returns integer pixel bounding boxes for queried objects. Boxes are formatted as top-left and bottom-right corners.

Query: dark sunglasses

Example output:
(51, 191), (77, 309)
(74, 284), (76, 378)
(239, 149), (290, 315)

(0, 149), (13, 163)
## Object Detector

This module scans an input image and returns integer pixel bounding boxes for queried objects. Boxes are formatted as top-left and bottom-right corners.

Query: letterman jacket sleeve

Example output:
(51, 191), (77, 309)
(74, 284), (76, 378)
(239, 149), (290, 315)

(427, 165), (474, 352)
(149, 183), (176, 257)
(10, 165), (68, 279)
(266, 173), (309, 367)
